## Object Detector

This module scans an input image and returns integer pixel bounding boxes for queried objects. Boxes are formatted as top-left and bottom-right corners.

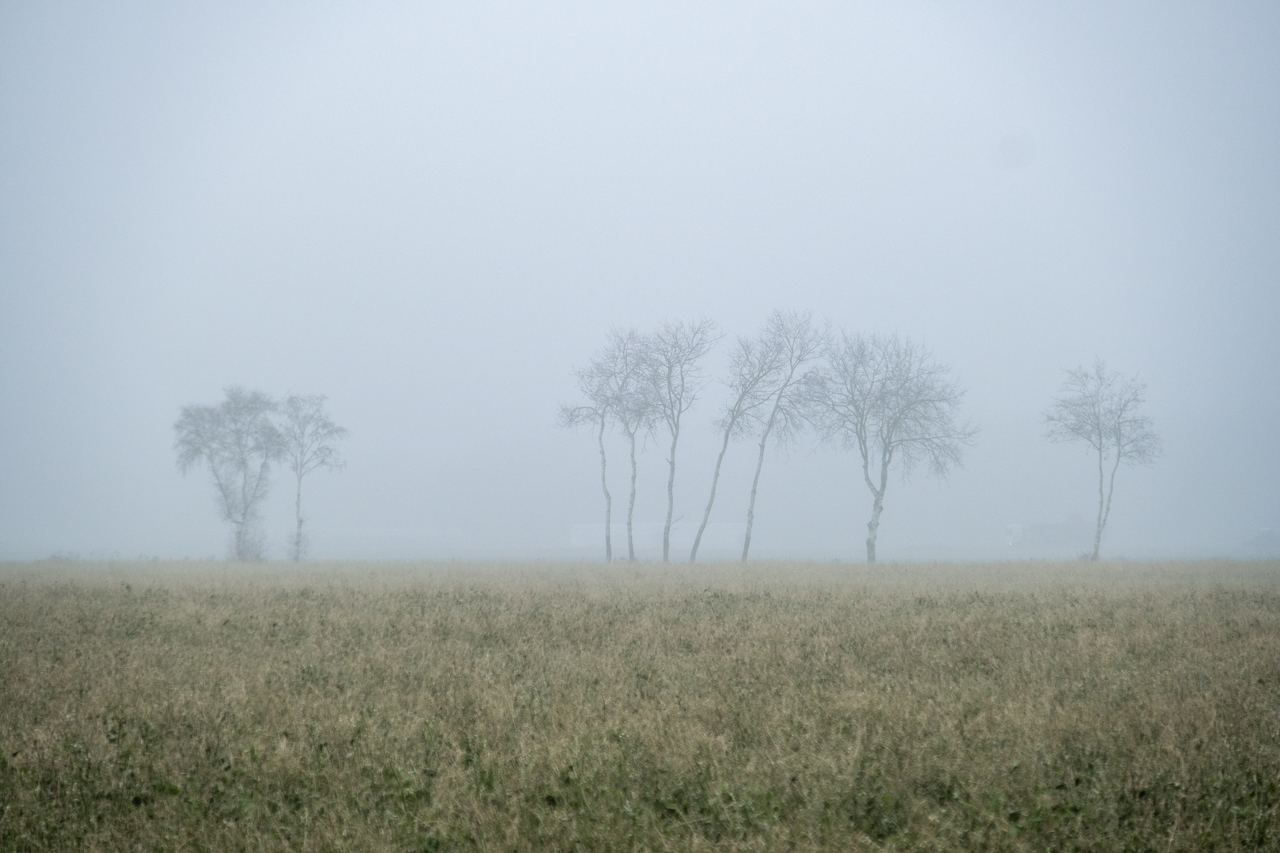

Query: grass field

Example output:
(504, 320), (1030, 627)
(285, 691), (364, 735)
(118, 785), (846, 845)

(1, 559), (1278, 851)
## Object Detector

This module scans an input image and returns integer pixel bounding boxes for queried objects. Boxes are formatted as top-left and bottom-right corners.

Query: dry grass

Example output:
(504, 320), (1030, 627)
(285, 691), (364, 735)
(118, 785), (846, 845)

(1, 559), (1278, 851)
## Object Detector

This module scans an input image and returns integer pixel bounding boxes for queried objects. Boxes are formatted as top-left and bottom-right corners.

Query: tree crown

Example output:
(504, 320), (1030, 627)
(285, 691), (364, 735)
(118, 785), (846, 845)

(280, 393), (349, 479)
(810, 332), (976, 479)
(1044, 357), (1161, 465)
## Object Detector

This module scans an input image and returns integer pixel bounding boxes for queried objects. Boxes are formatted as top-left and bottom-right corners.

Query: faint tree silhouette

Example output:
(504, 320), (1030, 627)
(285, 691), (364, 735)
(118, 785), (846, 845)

(641, 318), (718, 562)
(175, 387), (282, 561)
(1044, 358), (1161, 561)
(560, 329), (653, 562)
(809, 333), (975, 563)
(280, 394), (348, 562)
(739, 311), (826, 561)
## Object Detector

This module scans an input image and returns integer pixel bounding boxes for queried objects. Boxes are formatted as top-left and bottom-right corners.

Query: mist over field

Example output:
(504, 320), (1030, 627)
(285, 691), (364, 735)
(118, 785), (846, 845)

(2, 3), (1278, 562)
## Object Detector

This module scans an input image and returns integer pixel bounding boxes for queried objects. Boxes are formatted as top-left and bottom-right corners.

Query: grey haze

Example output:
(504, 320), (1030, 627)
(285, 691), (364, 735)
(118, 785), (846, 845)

(1, 3), (1277, 561)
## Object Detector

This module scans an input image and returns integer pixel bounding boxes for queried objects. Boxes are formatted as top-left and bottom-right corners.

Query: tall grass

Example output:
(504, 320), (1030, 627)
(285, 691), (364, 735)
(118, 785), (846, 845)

(2, 559), (1278, 851)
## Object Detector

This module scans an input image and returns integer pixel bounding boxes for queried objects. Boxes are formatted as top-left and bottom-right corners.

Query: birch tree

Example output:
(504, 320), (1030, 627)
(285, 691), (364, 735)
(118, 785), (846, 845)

(642, 318), (718, 562)
(560, 330), (652, 562)
(174, 387), (282, 561)
(740, 311), (825, 561)
(809, 333), (975, 563)
(604, 328), (655, 561)
(560, 361), (617, 562)
(689, 312), (821, 562)
(280, 394), (348, 562)
(1044, 358), (1161, 561)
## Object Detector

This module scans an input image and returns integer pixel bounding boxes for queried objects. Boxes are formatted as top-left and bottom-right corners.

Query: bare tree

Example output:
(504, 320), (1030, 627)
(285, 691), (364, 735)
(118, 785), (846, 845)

(1044, 358), (1161, 561)
(560, 331), (651, 563)
(642, 318), (718, 562)
(740, 311), (825, 561)
(604, 328), (655, 561)
(809, 333), (975, 563)
(174, 387), (282, 561)
(560, 364), (615, 562)
(280, 394), (348, 562)
(689, 313), (816, 562)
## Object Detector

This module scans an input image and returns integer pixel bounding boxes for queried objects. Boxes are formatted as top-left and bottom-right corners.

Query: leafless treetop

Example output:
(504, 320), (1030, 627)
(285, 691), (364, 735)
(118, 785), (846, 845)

(812, 333), (976, 481)
(1045, 358), (1161, 465)
(744, 310), (827, 445)
(641, 317), (719, 431)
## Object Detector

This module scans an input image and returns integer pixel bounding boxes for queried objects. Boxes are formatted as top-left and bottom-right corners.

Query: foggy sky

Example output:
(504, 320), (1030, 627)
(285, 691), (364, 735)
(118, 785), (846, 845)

(2, 2), (1278, 561)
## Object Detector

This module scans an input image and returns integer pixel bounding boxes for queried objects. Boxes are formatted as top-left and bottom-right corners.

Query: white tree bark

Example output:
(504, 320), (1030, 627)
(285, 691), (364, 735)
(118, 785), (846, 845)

(742, 432), (768, 561)
(293, 469), (305, 563)
(175, 387), (282, 562)
(597, 412), (612, 563)
(690, 427), (732, 562)
(863, 451), (891, 564)
(663, 425), (679, 562)
(626, 428), (638, 561)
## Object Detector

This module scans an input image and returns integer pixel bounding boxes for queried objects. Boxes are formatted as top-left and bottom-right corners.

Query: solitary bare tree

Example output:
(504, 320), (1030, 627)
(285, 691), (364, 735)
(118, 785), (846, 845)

(280, 394), (348, 562)
(809, 333), (975, 563)
(174, 387), (282, 561)
(1044, 358), (1161, 561)
(740, 311), (825, 561)
(642, 318), (718, 562)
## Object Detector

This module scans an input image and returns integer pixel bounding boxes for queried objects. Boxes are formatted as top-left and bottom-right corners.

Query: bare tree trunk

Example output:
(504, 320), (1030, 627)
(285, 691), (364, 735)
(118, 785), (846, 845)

(742, 432), (769, 561)
(597, 414), (612, 563)
(1102, 453), (1121, 540)
(864, 454), (891, 564)
(626, 429), (638, 561)
(866, 492), (884, 563)
(742, 389), (787, 562)
(663, 426), (679, 562)
(1094, 450), (1122, 561)
(238, 477), (250, 560)
(292, 470), (304, 562)
(239, 458), (271, 562)
(691, 426), (733, 562)
(1091, 444), (1105, 561)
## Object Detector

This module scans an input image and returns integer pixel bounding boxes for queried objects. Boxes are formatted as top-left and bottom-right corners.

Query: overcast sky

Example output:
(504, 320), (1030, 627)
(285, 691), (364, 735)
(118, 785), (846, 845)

(2, 2), (1277, 562)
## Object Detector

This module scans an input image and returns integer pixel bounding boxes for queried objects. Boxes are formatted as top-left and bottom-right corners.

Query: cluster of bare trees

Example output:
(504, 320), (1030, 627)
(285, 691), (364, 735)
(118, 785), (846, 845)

(174, 387), (348, 561)
(564, 315), (1162, 564)
(170, 338), (1156, 566)
(561, 311), (976, 563)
